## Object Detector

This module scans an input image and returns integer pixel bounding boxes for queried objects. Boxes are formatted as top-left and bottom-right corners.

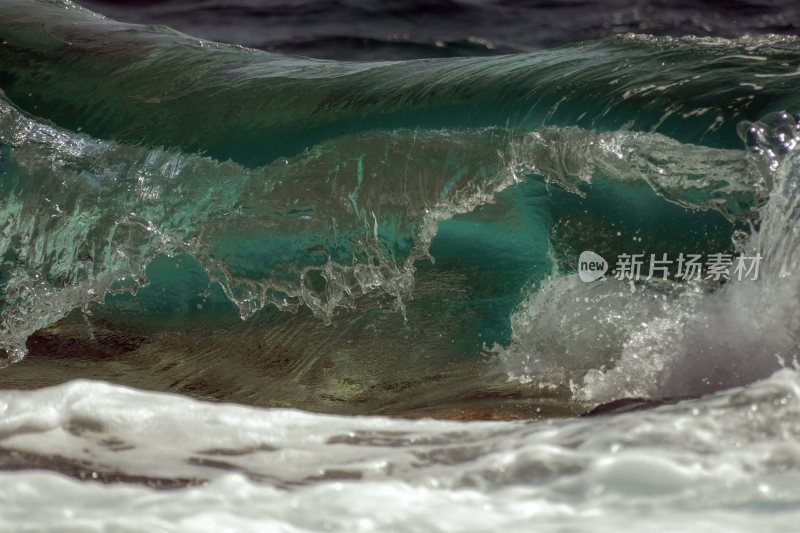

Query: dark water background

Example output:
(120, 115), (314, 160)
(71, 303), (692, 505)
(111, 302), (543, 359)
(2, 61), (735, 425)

(75, 0), (800, 60)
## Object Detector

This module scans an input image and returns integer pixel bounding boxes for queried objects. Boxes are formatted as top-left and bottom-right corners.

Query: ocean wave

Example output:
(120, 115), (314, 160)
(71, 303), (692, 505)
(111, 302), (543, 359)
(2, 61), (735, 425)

(4, 2), (800, 530)
(0, 0), (799, 414)
(3, 1), (800, 165)
(0, 90), (762, 367)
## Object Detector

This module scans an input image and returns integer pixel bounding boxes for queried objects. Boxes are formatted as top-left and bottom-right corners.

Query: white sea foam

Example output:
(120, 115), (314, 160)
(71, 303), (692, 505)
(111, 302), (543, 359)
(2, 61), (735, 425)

(0, 372), (799, 531)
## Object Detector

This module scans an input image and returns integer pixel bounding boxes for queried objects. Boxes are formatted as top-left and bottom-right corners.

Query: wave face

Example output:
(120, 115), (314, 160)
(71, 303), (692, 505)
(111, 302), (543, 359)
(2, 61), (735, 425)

(1, 1), (800, 413)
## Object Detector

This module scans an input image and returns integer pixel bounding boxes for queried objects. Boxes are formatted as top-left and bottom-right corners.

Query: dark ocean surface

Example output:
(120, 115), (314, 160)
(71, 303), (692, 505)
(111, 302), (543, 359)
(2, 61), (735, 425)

(75, 0), (800, 60)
